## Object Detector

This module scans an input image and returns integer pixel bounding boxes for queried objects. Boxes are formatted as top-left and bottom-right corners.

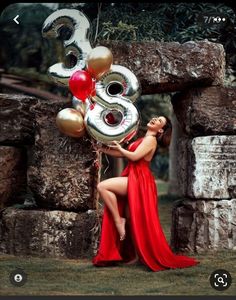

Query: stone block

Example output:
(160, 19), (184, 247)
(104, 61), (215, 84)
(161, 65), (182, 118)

(27, 98), (99, 212)
(100, 40), (225, 94)
(171, 198), (236, 253)
(0, 94), (38, 145)
(172, 86), (236, 136)
(0, 146), (27, 208)
(0, 207), (100, 258)
(178, 136), (236, 199)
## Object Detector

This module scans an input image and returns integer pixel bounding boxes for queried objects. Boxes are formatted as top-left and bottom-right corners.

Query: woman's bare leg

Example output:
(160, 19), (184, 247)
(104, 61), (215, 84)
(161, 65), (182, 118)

(97, 177), (128, 240)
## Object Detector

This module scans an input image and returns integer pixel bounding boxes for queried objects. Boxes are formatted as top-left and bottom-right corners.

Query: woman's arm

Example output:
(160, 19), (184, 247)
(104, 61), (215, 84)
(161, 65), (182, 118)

(111, 136), (156, 161)
(100, 146), (124, 158)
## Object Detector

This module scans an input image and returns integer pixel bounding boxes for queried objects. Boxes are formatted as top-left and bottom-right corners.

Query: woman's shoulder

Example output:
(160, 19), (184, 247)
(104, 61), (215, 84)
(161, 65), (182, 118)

(143, 135), (156, 139)
(143, 135), (157, 144)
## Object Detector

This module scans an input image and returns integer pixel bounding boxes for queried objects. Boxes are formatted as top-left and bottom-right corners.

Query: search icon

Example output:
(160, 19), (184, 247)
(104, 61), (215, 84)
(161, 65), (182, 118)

(210, 269), (232, 291)
(217, 277), (224, 284)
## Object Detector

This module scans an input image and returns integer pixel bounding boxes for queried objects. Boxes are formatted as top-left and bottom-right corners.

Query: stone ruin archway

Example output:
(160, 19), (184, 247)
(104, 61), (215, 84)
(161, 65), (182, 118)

(0, 40), (235, 258)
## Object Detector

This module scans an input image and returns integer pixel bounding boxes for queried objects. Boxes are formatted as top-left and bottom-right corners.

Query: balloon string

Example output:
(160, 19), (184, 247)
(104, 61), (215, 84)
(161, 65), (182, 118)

(94, 3), (102, 44)
(89, 138), (110, 174)
(103, 153), (110, 174)
(90, 139), (102, 171)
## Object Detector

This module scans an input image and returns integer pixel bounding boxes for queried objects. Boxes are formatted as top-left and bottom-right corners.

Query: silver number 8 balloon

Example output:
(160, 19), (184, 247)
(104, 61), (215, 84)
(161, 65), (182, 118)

(42, 9), (141, 145)
(84, 65), (140, 144)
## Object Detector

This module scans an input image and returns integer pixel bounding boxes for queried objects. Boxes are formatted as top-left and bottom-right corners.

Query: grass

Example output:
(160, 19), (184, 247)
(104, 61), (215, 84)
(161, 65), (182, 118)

(0, 181), (235, 296)
(156, 179), (169, 195)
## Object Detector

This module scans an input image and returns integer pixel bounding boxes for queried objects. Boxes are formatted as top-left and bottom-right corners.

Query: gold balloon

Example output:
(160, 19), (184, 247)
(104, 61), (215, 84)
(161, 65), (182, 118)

(86, 46), (113, 80)
(56, 108), (86, 138)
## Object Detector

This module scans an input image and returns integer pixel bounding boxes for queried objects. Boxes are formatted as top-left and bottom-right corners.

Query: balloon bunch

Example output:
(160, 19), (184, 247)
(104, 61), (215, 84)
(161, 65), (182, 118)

(69, 46), (113, 100)
(42, 9), (140, 145)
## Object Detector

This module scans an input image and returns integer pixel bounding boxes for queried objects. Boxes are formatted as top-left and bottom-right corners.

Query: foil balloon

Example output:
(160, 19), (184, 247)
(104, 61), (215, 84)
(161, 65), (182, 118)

(69, 70), (95, 101)
(86, 46), (113, 80)
(42, 8), (141, 145)
(72, 97), (90, 116)
(56, 108), (85, 138)
(95, 65), (141, 103)
(84, 65), (141, 145)
(42, 9), (92, 86)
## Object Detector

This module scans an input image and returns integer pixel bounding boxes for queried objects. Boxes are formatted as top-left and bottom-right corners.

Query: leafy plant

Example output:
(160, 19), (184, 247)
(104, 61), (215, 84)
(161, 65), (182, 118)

(88, 2), (236, 71)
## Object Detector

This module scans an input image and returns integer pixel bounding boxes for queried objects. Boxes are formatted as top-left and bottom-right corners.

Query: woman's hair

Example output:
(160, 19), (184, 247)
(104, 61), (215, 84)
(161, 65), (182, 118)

(156, 116), (172, 147)
(151, 116), (172, 158)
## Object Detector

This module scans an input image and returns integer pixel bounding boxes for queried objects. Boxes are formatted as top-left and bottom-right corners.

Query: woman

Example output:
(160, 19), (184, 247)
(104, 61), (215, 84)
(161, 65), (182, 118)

(92, 116), (199, 271)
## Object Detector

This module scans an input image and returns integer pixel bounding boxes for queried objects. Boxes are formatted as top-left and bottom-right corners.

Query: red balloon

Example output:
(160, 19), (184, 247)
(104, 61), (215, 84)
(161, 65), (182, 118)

(69, 70), (94, 102)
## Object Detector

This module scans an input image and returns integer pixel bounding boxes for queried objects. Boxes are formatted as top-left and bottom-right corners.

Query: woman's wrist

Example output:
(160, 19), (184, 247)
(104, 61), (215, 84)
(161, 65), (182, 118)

(119, 147), (125, 154)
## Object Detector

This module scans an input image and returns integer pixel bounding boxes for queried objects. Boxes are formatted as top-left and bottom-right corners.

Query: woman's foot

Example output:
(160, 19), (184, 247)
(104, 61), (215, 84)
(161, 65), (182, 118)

(115, 217), (126, 241)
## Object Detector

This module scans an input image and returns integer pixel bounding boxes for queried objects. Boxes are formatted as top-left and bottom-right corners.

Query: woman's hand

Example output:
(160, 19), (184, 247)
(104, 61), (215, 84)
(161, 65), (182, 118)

(98, 142), (125, 157)
(92, 140), (105, 152)
(91, 140), (124, 157)
(110, 141), (123, 152)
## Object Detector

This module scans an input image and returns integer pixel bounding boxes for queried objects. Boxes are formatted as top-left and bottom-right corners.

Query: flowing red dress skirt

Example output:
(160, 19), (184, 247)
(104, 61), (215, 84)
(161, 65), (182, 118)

(92, 138), (200, 271)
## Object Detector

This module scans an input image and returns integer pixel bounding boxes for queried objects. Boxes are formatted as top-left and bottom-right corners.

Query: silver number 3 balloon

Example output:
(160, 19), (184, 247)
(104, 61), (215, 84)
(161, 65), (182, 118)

(42, 9), (92, 86)
(42, 9), (141, 145)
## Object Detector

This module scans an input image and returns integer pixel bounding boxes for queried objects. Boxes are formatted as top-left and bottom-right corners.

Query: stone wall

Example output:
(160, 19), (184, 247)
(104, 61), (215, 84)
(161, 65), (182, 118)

(171, 85), (236, 252)
(0, 94), (100, 258)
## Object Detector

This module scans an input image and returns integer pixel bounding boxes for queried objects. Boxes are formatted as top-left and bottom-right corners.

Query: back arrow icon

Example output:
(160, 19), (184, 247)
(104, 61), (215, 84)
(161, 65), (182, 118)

(13, 15), (19, 24)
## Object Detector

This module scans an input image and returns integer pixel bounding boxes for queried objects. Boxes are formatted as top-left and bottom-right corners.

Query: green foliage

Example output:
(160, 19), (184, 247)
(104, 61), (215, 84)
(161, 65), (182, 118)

(88, 2), (236, 70)
(99, 21), (138, 41)
(92, 3), (235, 42)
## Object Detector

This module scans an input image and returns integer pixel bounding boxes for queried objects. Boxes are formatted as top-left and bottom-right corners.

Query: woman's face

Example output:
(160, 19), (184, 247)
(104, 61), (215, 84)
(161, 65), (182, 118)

(147, 116), (167, 133)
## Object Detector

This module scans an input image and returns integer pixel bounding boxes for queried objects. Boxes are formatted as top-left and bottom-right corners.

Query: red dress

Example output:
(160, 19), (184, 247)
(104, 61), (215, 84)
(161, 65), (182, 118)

(92, 138), (200, 271)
